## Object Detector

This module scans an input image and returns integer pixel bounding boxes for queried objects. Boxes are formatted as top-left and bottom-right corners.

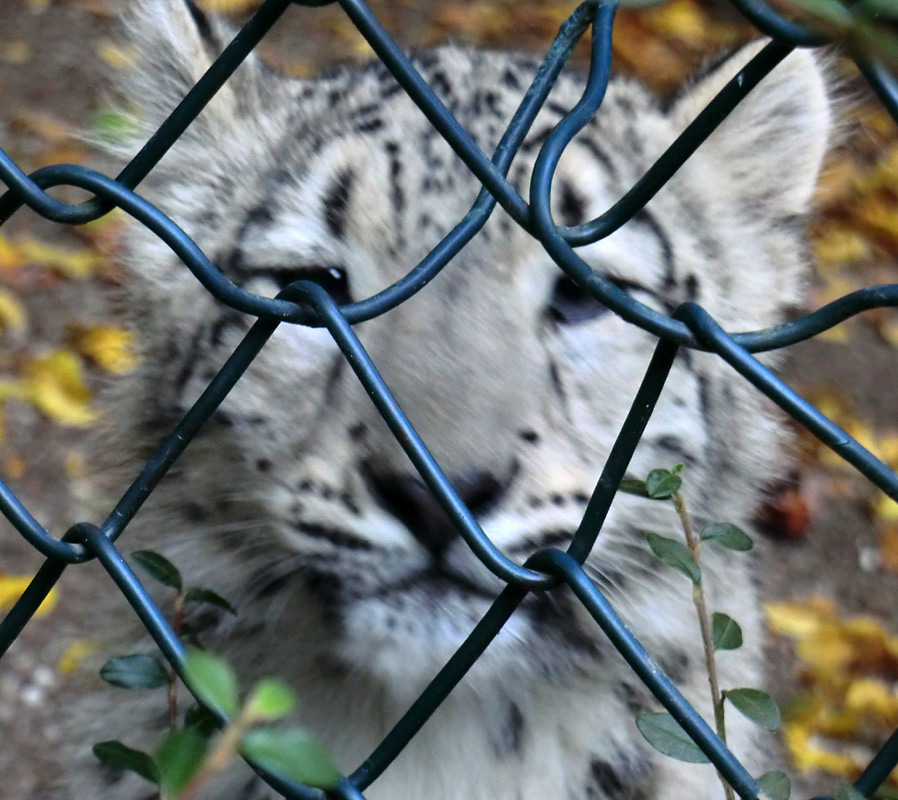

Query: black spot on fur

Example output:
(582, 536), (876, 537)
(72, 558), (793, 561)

(430, 70), (453, 98)
(301, 524), (374, 551)
(356, 117), (384, 134)
(658, 648), (691, 684)
(558, 180), (587, 226)
(585, 754), (653, 800)
(506, 702), (526, 755)
(323, 169), (355, 239)
(348, 422), (368, 442)
(184, 0), (213, 42)
(502, 67), (523, 90)
(588, 759), (625, 797)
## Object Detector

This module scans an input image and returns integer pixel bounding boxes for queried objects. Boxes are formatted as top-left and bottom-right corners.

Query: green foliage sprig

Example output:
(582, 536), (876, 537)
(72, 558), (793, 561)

(93, 550), (340, 799)
(620, 466), (789, 800)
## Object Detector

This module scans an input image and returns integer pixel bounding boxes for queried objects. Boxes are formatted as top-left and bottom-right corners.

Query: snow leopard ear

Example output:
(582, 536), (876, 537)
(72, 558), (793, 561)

(122, 0), (271, 133)
(669, 41), (832, 217)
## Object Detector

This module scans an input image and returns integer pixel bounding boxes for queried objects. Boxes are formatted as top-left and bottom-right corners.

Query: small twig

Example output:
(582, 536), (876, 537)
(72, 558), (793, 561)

(672, 490), (735, 800)
(168, 592), (187, 731)
(174, 710), (251, 800)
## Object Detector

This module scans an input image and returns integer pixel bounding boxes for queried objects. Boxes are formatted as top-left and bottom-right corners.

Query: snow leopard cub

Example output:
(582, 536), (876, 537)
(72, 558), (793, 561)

(61, 0), (831, 798)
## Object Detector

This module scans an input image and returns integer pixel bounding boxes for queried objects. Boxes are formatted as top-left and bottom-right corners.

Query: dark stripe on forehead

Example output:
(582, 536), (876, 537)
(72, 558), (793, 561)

(323, 169), (355, 239)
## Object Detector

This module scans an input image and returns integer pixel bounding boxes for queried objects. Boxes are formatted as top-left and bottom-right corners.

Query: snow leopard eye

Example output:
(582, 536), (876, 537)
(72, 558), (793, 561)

(547, 275), (609, 325)
(262, 265), (352, 306)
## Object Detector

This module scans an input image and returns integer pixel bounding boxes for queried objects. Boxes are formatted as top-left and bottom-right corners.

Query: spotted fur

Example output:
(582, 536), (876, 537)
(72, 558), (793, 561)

(56, 1), (832, 798)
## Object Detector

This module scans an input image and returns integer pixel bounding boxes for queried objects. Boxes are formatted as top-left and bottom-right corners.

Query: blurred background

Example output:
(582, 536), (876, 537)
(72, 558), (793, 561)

(1, 0), (898, 796)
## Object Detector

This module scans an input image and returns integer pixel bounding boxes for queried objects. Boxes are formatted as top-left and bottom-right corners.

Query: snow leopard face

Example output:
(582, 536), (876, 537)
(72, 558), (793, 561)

(111, 0), (830, 708)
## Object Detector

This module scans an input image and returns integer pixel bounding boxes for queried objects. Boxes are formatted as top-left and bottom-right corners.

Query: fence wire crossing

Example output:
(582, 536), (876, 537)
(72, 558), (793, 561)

(1, 0), (898, 798)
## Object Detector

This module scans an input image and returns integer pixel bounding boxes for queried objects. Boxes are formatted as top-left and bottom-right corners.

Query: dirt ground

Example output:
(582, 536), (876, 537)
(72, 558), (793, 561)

(0, 1), (897, 798)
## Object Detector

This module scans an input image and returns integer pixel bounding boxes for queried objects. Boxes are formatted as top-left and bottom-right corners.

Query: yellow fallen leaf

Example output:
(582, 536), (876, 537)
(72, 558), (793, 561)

(813, 705), (864, 738)
(16, 238), (102, 280)
(197, 0), (261, 13)
(854, 147), (898, 195)
(645, 0), (707, 42)
(21, 350), (99, 427)
(813, 227), (871, 269)
(0, 288), (27, 336)
(0, 574), (58, 618)
(797, 627), (857, 675)
(874, 313), (898, 350)
(844, 678), (898, 724)
(95, 39), (135, 70)
(856, 196), (898, 249)
(765, 598), (835, 638)
(879, 435), (898, 468)
(74, 325), (137, 374)
(784, 722), (858, 777)
(58, 640), (98, 675)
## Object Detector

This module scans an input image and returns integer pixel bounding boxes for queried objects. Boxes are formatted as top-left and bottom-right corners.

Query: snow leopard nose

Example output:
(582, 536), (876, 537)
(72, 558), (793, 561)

(367, 468), (504, 556)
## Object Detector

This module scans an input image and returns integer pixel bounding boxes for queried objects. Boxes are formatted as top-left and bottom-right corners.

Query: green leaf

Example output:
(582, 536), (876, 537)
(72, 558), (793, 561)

(185, 587), (237, 615)
(711, 612), (743, 651)
(617, 478), (650, 498)
(183, 650), (239, 716)
(644, 533), (701, 583)
(155, 728), (208, 799)
(241, 728), (341, 789)
(246, 679), (296, 722)
(131, 550), (183, 591)
(90, 110), (139, 146)
(834, 784), (868, 800)
(634, 713), (709, 764)
(645, 468), (682, 499)
(100, 654), (169, 690)
(700, 523), (753, 552)
(92, 740), (159, 784)
(184, 703), (219, 737)
(757, 770), (791, 800)
(723, 688), (781, 731)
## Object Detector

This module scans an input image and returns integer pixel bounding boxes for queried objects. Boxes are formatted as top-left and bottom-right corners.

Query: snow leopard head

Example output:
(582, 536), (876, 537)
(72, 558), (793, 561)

(109, 0), (831, 696)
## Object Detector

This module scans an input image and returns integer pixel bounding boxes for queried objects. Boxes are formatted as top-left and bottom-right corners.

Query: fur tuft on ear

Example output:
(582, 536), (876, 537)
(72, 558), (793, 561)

(121, 0), (271, 136)
(670, 41), (832, 218)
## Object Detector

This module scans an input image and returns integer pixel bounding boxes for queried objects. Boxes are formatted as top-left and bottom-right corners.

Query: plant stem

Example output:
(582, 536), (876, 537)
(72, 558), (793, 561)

(177, 712), (250, 800)
(168, 592), (187, 731)
(672, 490), (735, 800)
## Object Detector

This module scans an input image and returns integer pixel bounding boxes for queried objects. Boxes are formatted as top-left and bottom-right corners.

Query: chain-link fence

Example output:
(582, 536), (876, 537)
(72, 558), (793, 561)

(1, 0), (898, 797)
